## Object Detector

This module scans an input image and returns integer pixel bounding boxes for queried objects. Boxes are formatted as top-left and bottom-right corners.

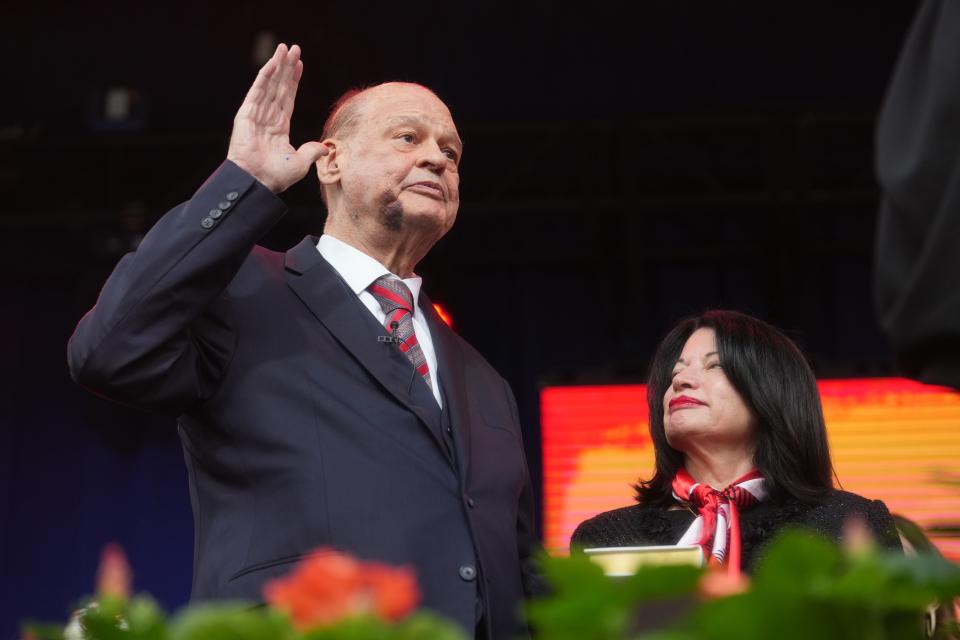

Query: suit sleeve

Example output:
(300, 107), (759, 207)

(67, 161), (287, 414)
(874, 0), (960, 389)
(503, 379), (548, 599)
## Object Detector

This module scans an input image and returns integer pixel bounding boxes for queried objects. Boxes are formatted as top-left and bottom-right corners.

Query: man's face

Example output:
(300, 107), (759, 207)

(335, 84), (462, 236)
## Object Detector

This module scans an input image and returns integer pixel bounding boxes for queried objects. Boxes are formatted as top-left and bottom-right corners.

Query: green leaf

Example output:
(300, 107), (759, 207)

(300, 616), (392, 640)
(21, 622), (71, 640)
(300, 613), (467, 640)
(527, 553), (703, 640)
(537, 551), (611, 594)
(633, 630), (701, 640)
(392, 612), (469, 640)
(80, 602), (131, 640)
(122, 596), (167, 640)
(618, 566), (703, 601)
(750, 528), (843, 597)
(818, 549), (960, 612)
(168, 602), (292, 640)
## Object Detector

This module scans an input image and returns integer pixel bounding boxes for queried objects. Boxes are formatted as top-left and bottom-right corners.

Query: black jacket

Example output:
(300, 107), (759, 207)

(571, 490), (901, 573)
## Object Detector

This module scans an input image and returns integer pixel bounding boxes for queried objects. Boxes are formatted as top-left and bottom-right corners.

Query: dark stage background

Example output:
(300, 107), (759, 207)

(0, 2), (921, 637)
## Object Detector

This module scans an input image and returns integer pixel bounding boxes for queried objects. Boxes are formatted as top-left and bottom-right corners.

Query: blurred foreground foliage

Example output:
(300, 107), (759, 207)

(23, 529), (960, 640)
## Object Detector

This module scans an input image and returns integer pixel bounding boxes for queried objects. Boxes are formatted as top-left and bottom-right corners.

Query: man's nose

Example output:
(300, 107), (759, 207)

(417, 140), (448, 172)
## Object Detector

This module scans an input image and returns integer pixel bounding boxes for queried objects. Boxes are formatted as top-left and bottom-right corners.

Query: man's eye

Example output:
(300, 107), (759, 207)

(442, 148), (459, 162)
(398, 133), (416, 143)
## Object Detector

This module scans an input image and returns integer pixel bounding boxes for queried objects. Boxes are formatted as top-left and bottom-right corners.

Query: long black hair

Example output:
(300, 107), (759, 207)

(635, 310), (833, 506)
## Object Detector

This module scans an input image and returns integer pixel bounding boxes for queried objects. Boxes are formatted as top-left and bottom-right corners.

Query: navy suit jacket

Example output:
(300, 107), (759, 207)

(68, 161), (538, 639)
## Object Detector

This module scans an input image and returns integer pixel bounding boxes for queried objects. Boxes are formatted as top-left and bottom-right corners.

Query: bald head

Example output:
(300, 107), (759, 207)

(321, 82), (442, 144)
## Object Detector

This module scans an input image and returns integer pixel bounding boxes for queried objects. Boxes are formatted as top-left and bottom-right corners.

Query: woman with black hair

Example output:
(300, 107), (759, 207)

(571, 310), (901, 574)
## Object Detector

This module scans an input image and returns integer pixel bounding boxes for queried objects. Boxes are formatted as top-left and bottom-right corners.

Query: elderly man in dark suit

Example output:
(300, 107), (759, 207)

(68, 43), (538, 639)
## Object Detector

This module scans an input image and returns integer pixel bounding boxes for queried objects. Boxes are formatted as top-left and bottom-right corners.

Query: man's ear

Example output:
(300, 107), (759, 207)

(316, 140), (341, 188)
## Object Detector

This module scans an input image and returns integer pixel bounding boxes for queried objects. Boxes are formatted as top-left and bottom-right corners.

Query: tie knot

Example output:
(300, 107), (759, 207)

(369, 276), (414, 315)
(691, 485), (725, 511)
(690, 483), (758, 511)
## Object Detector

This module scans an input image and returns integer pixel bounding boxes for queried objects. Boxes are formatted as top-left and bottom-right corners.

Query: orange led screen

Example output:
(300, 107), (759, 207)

(541, 378), (960, 559)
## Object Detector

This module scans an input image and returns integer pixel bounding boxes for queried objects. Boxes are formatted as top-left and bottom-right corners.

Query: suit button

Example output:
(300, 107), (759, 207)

(201, 217), (214, 229)
(459, 564), (477, 581)
(467, 497), (476, 509)
(209, 208), (223, 219)
(218, 200), (232, 210)
(226, 191), (239, 201)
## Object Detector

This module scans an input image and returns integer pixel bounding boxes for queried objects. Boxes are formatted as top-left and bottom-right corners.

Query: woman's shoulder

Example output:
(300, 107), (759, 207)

(810, 489), (896, 523)
(752, 489), (892, 520)
(777, 489), (901, 550)
(569, 503), (691, 551)
(820, 489), (888, 507)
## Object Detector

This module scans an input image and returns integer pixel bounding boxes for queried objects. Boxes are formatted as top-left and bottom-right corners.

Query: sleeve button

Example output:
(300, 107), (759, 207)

(226, 191), (239, 201)
(201, 217), (214, 229)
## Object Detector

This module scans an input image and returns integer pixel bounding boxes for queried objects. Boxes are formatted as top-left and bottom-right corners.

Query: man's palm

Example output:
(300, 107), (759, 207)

(227, 43), (327, 194)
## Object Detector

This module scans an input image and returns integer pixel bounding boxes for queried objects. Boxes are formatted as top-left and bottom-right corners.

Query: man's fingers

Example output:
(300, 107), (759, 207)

(239, 43), (287, 114)
(274, 46), (303, 115)
(273, 44), (298, 89)
(276, 60), (304, 118)
(257, 44), (287, 89)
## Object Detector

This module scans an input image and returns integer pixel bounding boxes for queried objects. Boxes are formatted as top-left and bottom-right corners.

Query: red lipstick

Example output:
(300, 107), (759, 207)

(669, 395), (706, 410)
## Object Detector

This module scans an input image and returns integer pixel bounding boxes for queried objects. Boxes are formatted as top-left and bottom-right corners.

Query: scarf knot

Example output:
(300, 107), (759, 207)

(672, 468), (767, 575)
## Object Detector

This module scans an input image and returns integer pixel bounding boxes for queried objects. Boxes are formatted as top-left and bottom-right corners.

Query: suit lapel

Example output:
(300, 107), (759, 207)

(284, 238), (451, 466)
(421, 293), (473, 482)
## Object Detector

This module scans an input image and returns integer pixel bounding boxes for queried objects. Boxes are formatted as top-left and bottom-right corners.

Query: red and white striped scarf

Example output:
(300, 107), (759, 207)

(671, 468), (767, 575)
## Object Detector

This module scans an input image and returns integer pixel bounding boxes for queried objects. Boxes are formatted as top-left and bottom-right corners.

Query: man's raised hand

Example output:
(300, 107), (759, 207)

(227, 44), (328, 194)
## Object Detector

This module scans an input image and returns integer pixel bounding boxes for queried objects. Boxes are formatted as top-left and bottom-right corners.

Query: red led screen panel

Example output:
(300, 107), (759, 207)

(541, 378), (960, 559)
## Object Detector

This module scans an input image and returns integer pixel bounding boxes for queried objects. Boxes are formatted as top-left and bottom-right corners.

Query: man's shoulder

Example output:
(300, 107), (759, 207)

(236, 238), (324, 281)
(249, 243), (286, 265)
(452, 331), (498, 369)
(424, 307), (506, 382)
(228, 244), (287, 284)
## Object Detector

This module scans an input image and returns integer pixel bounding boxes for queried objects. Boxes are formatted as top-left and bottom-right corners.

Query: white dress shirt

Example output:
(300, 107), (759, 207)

(317, 234), (442, 407)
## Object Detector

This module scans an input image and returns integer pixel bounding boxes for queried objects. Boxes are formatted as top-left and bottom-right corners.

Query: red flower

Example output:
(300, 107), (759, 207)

(362, 564), (420, 621)
(263, 548), (420, 630)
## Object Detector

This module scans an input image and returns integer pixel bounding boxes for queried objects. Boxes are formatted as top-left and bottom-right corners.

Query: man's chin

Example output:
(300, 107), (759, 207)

(395, 199), (456, 230)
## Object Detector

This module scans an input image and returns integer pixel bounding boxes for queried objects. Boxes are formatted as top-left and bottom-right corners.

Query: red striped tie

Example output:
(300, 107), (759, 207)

(368, 276), (433, 391)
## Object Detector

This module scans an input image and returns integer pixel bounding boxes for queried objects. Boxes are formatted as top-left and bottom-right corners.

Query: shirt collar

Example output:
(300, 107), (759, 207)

(317, 234), (424, 309)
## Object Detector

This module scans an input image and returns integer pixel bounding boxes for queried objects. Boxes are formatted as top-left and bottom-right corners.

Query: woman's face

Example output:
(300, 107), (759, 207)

(663, 327), (757, 452)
